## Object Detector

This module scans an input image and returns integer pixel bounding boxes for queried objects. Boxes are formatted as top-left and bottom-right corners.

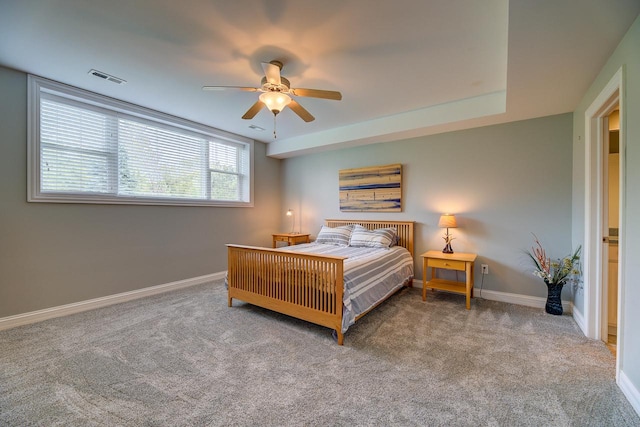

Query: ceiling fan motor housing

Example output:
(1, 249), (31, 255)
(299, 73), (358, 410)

(261, 76), (291, 93)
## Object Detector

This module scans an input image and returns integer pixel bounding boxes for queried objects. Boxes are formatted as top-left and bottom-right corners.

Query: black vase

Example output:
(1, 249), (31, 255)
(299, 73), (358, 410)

(545, 280), (564, 315)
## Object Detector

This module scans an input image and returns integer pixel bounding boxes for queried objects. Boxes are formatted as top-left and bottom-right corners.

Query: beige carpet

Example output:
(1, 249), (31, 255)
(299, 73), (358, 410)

(1, 281), (638, 426)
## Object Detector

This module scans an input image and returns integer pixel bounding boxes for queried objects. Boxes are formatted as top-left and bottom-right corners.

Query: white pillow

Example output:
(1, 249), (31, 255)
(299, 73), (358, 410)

(349, 225), (397, 248)
(315, 225), (354, 246)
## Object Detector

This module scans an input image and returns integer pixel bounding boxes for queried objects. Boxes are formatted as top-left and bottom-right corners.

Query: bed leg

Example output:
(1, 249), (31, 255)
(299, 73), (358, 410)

(228, 296), (233, 307)
(336, 330), (344, 345)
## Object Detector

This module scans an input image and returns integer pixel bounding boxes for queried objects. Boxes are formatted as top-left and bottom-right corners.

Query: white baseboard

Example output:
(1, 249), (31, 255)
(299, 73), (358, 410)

(411, 279), (574, 313)
(619, 370), (640, 417)
(476, 288), (572, 313)
(572, 306), (587, 335)
(0, 272), (226, 331)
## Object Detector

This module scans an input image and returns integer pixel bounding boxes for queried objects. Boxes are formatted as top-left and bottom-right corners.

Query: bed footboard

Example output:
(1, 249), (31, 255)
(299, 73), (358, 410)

(227, 244), (347, 344)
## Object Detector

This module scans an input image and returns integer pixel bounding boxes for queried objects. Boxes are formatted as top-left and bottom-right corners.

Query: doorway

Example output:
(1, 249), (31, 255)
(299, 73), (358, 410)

(583, 67), (625, 379)
(603, 109), (620, 355)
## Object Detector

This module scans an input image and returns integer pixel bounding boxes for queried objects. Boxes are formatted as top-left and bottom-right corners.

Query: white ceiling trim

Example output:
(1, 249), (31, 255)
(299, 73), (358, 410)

(267, 91), (507, 158)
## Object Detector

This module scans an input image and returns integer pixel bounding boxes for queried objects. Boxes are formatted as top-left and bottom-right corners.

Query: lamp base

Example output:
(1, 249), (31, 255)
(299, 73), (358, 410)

(442, 243), (454, 254)
(441, 227), (455, 253)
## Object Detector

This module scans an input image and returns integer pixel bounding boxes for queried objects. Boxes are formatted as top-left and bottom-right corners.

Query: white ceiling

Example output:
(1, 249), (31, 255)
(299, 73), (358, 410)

(1, 0), (638, 158)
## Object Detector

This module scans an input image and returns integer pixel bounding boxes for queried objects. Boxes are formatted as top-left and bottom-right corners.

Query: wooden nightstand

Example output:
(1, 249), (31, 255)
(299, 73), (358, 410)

(421, 250), (478, 309)
(272, 233), (310, 248)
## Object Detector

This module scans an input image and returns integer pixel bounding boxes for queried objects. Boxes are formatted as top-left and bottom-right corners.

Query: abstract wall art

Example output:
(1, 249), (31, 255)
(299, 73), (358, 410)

(339, 163), (402, 212)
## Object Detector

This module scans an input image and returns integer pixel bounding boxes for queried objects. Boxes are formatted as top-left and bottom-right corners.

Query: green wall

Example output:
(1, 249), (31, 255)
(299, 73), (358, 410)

(281, 113), (574, 300)
(0, 66), (282, 318)
(572, 14), (640, 408)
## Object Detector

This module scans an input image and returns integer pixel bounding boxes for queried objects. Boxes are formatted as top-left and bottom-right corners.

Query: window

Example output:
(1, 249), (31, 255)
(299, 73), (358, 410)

(28, 75), (253, 206)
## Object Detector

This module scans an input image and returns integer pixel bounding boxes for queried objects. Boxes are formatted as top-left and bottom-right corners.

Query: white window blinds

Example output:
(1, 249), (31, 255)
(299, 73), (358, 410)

(40, 96), (117, 194)
(29, 75), (253, 206)
(117, 118), (205, 199)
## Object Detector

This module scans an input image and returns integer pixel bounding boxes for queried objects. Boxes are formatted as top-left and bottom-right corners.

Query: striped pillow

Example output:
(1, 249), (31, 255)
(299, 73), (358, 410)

(349, 225), (397, 248)
(315, 225), (354, 246)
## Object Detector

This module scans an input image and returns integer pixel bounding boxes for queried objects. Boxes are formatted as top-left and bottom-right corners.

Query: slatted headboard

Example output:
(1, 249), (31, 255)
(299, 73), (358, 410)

(324, 219), (415, 257)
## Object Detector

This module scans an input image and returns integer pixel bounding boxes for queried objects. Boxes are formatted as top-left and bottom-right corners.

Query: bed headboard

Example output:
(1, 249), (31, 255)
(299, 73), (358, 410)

(325, 219), (415, 257)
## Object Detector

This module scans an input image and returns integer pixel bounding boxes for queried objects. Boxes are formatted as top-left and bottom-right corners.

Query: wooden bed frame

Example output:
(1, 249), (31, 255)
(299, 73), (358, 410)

(227, 219), (414, 345)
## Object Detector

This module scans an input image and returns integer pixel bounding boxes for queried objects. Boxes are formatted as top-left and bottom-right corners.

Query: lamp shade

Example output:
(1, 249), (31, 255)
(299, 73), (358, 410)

(438, 214), (457, 228)
(286, 208), (294, 233)
(259, 91), (291, 115)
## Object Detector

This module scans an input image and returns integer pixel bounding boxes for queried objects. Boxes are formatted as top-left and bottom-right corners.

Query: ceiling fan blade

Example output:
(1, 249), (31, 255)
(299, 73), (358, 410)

(242, 100), (264, 119)
(202, 86), (259, 92)
(261, 62), (281, 85)
(288, 99), (315, 122)
(290, 88), (342, 100)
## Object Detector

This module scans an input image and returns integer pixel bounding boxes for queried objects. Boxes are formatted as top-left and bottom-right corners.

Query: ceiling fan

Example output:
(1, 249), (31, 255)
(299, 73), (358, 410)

(202, 60), (342, 124)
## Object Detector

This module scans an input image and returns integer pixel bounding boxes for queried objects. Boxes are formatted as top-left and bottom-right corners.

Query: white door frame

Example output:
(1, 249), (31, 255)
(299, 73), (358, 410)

(583, 66), (626, 378)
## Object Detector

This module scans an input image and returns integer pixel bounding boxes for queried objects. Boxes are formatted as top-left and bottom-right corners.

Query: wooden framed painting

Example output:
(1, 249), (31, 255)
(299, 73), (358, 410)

(339, 163), (402, 212)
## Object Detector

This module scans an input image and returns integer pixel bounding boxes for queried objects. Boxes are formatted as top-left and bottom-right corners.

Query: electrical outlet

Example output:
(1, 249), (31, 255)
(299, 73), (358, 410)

(481, 264), (489, 275)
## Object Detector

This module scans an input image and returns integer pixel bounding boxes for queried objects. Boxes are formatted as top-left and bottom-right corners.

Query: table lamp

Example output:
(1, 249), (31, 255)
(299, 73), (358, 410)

(438, 214), (457, 253)
(286, 209), (295, 233)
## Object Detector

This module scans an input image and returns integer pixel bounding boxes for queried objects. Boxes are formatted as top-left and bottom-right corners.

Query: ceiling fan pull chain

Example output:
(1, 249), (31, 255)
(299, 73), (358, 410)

(273, 114), (277, 139)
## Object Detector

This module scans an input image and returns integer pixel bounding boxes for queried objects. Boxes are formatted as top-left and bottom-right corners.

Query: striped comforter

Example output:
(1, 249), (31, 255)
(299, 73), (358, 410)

(280, 243), (414, 332)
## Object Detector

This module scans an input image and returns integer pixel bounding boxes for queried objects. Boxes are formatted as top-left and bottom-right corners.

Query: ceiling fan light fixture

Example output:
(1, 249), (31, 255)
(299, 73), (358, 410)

(259, 91), (291, 115)
(203, 59), (340, 124)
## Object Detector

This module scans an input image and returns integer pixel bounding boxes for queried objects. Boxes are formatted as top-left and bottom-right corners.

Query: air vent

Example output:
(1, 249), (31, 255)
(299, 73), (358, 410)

(88, 69), (126, 85)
